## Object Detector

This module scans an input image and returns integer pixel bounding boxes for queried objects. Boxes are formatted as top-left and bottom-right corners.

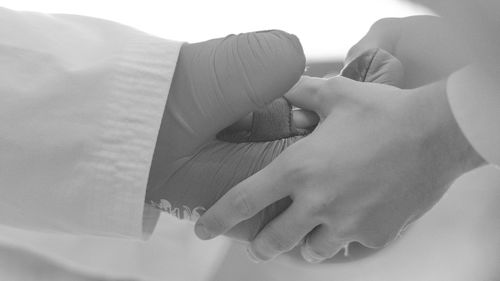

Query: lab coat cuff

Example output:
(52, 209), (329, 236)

(95, 35), (183, 239)
(447, 65), (500, 168)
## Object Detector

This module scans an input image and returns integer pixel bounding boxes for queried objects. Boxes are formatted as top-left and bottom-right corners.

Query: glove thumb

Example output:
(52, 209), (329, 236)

(169, 30), (305, 143)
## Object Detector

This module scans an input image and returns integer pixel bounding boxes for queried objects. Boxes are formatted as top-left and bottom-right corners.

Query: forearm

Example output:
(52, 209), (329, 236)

(405, 80), (486, 185)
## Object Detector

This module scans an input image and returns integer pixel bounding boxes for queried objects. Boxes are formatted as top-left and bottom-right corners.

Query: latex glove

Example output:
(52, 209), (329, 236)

(346, 15), (471, 88)
(146, 30), (306, 233)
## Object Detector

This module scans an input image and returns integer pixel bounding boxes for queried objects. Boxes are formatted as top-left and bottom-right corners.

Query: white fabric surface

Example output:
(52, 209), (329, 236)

(0, 214), (230, 281)
(0, 7), (181, 238)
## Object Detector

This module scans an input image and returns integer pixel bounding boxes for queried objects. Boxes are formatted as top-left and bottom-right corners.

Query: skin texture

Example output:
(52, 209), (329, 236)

(194, 16), (487, 264)
(197, 74), (485, 264)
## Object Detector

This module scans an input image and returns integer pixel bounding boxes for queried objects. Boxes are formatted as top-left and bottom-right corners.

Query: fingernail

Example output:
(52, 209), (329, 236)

(246, 247), (262, 263)
(194, 223), (213, 240)
(300, 244), (324, 263)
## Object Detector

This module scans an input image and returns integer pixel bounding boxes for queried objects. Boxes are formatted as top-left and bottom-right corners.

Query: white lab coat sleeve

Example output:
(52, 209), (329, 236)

(0, 7), (183, 238)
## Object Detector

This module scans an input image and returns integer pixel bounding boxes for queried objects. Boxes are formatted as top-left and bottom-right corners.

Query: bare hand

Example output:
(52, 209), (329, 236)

(194, 76), (484, 263)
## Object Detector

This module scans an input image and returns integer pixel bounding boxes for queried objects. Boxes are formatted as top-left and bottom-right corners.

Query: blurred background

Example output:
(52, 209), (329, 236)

(1, 1), (500, 281)
(0, 0), (431, 60)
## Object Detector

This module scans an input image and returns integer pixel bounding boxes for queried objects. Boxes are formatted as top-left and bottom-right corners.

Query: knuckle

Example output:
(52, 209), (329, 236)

(307, 196), (331, 216)
(308, 83), (327, 106)
(305, 203), (326, 220)
(332, 227), (352, 240)
(261, 226), (293, 252)
(281, 157), (316, 187)
(321, 79), (351, 111)
(230, 190), (254, 218)
(323, 223), (351, 242)
(300, 191), (334, 218)
(331, 217), (363, 241)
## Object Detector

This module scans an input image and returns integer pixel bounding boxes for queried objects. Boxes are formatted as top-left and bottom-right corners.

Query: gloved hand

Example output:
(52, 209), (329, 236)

(150, 30), (305, 171)
(147, 28), (405, 242)
(345, 15), (470, 89)
(146, 30), (306, 234)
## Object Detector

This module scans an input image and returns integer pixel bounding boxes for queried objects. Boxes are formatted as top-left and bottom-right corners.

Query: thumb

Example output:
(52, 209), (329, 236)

(161, 30), (305, 162)
(285, 76), (328, 114)
(232, 30), (306, 111)
(287, 48), (403, 116)
(183, 30), (306, 134)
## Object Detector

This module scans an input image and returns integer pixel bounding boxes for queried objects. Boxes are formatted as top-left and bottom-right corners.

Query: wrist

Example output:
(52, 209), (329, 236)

(405, 81), (486, 180)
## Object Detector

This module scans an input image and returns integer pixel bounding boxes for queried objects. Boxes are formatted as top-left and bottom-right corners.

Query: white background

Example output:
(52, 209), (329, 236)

(0, 0), (430, 61)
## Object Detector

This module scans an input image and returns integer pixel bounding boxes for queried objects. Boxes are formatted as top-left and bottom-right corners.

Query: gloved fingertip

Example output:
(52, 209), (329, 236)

(340, 48), (404, 87)
(367, 48), (404, 86)
(240, 30), (306, 106)
(256, 30), (303, 51)
(340, 48), (379, 82)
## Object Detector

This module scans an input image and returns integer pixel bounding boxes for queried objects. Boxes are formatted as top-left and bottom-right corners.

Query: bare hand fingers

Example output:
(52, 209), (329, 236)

(248, 202), (317, 262)
(300, 225), (348, 263)
(285, 76), (328, 114)
(194, 156), (291, 240)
